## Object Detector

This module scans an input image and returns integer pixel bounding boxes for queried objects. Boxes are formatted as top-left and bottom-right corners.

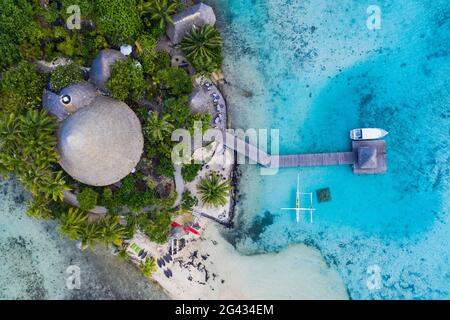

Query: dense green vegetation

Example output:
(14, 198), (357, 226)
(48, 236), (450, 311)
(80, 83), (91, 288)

(50, 64), (84, 92)
(108, 58), (147, 101)
(181, 25), (223, 74)
(197, 172), (232, 208)
(0, 1), (224, 268)
(139, 0), (178, 31)
(181, 190), (198, 210)
(182, 164), (202, 182)
(140, 256), (158, 277)
(77, 187), (99, 211)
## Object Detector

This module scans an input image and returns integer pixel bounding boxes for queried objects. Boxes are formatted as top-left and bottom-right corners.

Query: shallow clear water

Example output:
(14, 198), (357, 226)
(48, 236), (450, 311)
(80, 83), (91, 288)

(211, 0), (450, 299)
(0, 179), (168, 299)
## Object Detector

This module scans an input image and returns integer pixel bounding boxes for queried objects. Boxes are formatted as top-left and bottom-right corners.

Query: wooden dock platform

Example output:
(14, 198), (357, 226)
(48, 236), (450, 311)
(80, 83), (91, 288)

(267, 140), (387, 174)
(222, 132), (387, 175)
(272, 152), (356, 168)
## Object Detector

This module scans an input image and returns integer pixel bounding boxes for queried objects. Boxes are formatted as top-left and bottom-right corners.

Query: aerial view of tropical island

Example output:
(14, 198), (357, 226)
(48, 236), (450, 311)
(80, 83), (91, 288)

(0, 0), (448, 303)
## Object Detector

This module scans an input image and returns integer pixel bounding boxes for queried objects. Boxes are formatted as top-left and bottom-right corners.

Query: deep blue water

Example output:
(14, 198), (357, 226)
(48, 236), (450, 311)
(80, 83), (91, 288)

(212, 0), (450, 299)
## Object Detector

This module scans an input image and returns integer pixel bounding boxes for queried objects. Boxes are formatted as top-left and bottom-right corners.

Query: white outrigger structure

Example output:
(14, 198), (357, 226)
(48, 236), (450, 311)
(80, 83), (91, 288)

(281, 174), (316, 223)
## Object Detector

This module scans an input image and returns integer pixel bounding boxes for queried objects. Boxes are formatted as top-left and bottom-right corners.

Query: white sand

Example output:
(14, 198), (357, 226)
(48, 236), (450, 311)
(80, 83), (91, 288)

(143, 221), (348, 300)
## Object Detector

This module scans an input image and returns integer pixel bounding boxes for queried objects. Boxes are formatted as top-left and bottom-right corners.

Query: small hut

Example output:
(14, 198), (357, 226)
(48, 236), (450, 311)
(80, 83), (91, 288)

(357, 146), (378, 169)
(166, 3), (216, 44)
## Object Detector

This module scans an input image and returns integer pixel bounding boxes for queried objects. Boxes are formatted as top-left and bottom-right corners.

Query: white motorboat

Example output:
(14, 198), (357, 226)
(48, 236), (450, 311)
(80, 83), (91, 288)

(350, 128), (388, 140)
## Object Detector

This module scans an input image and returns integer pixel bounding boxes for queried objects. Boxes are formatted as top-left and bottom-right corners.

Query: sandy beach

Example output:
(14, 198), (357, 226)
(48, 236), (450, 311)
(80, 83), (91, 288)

(142, 221), (348, 300)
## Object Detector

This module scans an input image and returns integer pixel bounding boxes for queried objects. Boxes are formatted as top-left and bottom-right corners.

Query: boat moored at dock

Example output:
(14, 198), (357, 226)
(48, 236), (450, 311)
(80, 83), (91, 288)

(350, 128), (388, 140)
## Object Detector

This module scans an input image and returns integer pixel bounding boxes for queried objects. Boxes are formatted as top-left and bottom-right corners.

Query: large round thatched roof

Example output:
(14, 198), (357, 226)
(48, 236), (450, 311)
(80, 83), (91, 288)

(58, 96), (144, 186)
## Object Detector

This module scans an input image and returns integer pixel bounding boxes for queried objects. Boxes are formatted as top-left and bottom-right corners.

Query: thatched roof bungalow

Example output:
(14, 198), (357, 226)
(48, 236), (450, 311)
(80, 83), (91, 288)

(167, 3), (216, 44)
(57, 96), (144, 186)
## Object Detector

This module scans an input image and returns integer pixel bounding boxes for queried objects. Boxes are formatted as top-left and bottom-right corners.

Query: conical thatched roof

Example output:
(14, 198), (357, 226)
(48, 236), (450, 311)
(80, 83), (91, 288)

(58, 96), (144, 186)
(167, 3), (216, 44)
(89, 49), (126, 91)
(358, 146), (378, 169)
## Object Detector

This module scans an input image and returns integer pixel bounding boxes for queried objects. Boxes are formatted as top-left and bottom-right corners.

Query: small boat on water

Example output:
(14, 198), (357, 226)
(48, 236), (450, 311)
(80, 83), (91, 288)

(350, 128), (388, 140)
(281, 174), (316, 223)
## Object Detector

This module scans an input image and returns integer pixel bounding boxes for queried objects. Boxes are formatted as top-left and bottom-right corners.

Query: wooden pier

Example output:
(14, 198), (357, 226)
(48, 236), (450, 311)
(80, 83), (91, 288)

(223, 133), (387, 175)
(274, 152), (356, 167)
(269, 140), (387, 174)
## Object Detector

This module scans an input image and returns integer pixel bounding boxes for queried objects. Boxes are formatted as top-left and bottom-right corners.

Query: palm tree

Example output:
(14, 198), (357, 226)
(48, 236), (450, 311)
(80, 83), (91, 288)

(139, 0), (177, 29)
(197, 172), (232, 208)
(140, 256), (158, 277)
(144, 111), (174, 142)
(99, 215), (127, 248)
(58, 208), (89, 240)
(78, 222), (101, 251)
(181, 25), (222, 62)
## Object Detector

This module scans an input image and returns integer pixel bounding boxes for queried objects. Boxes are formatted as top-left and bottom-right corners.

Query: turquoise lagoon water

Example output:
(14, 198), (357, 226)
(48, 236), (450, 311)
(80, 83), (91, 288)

(211, 0), (450, 299)
(0, 179), (168, 299)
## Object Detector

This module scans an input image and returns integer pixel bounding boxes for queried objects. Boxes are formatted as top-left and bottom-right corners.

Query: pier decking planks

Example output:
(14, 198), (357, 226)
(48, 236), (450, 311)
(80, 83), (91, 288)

(273, 152), (356, 168)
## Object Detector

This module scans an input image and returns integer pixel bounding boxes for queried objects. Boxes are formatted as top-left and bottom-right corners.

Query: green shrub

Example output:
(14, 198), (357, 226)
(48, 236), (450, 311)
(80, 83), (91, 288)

(0, 62), (45, 114)
(181, 164), (202, 182)
(95, 0), (143, 46)
(0, 34), (20, 72)
(0, 109), (68, 201)
(140, 210), (171, 244)
(155, 156), (175, 178)
(107, 58), (147, 101)
(51, 64), (84, 92)
(0, 0), (43, 45)
(156, 67), (192, 96)
(162, 96), (191, 128)
(118, 175), (136, 196)
(139, 256), (157, 277)
(181, 191), (198, 210)
(77, 187), (99, 211)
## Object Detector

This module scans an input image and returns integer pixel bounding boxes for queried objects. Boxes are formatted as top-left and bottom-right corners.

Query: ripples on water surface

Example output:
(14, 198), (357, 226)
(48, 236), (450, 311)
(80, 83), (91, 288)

(211, 0), (449, 299)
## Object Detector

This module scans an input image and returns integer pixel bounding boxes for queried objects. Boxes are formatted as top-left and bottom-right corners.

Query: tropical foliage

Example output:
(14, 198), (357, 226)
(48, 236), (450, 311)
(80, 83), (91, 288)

(77, 187), (99, 211)
(99, 215), (127, 247)
(78, 222), (101, 250)
(0, 109), (68, 201)
(181, 191), (198, 210)
(144, 111), (174, 142)
(58, 208), (89, 240)
(138, 0), (178, 30)
(197, 172), (232, 208)
(139, 256), (158, 277)
(138, 210), (172, 244)
(108, 59), (147, 101)
(0, 0), (224, 253)
(50, 64), (84, 92)
(156, 67), (193, 96)
(181, 164), (202, 182)
(181, 25), (223, 73)
(95, 0), (143, 46)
